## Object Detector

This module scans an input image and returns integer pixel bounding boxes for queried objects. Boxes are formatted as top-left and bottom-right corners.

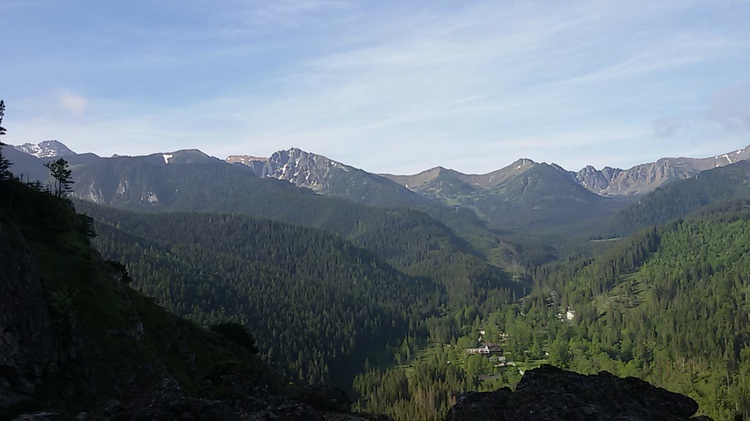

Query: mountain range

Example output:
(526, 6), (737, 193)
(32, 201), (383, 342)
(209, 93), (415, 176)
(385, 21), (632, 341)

(9, 139), (750, 259)
(4, 139), (748, 419)
(0, 171), (710, 418)
(227, 144), (750, 199)
(16, 140), (750, 201)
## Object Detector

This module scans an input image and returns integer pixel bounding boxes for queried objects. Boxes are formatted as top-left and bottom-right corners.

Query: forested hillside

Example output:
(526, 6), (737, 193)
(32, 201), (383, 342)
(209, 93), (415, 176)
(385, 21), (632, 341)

(0, 172), (289, 418)
(389, 160), (633, 258)
(350, 201), (750, 420)
(53, 153), (524, 304)
(9, 137), (750, 419)
(77, 202), (522, 388)
(79, 204), (432, 386)
(601, 160), (750, 237)
(8, 144), (571, 270)
(537, 200), (750, 418)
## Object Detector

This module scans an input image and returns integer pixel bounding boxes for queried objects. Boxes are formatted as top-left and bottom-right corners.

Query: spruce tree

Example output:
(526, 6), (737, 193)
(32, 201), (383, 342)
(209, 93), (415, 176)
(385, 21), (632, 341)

(45, 158), (73, 198)
(0, 100), (12, 180)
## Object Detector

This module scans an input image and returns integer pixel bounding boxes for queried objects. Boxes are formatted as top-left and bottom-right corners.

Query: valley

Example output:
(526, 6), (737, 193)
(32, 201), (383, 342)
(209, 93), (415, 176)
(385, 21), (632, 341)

(4, 139), (750, 419)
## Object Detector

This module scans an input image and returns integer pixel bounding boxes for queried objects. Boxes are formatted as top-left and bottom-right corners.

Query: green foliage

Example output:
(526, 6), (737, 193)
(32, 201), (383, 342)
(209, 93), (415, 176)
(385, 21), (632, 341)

(48, 285), (76, 325)
(353, 333), (521, 420)
(0, 99), (13, 180)
(71, 158), (523, 308)
(355, 199), (750, 420)
(0, 177), (284, 415)
(526, 200), (750, 420)
(211, 322), (259, 354)
(0, 100), (6, 137)
(44, 158), (73, 198)
(77, 203), (450, 387)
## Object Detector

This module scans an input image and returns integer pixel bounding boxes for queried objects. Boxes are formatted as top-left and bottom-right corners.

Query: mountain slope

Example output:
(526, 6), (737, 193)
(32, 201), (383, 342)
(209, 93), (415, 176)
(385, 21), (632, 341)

(19, 148), (521, 308)
(384, 158), (538, 192)
(0, 177), (289, 418)
(602, 160), (750, 237)
(233, 149), (545, 269)
(532, 200), (750, 419)
(387, 159), (622, 244)
(13, 139), (76, 158)
(230, 147), (431, 208)
(75, 202), (443, 386)
(573, 145), (750, 197)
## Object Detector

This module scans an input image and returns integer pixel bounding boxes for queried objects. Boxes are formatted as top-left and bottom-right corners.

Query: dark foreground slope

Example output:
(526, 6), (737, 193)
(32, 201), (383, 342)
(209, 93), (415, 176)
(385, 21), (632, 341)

(0, 179), (372, 419)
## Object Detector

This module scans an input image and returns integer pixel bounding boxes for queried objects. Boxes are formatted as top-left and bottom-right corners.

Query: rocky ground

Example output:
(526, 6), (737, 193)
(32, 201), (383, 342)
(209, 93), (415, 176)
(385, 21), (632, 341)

(447, 364), (711, 421)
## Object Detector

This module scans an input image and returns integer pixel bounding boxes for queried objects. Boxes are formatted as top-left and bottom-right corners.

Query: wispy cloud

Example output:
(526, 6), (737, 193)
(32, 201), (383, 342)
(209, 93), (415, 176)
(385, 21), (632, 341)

(3, 0), (750, 173)
(57, 90), (88, 119)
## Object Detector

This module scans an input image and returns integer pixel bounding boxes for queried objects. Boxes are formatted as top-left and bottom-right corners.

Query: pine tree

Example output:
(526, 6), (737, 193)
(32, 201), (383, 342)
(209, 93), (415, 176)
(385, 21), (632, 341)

(0, 100), (6, 136)
(0, 100), (12, 180)
(44, 158), (73, 198)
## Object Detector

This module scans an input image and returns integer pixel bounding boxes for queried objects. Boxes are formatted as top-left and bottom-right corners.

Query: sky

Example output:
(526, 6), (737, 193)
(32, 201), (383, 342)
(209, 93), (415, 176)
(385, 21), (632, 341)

(1, 0), (749, 174)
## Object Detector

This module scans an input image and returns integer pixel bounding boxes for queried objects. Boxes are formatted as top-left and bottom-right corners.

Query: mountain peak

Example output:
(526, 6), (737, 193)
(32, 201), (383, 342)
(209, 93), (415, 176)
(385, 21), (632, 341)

(574, 144), (750, 197)
(225, 148), (428, 207)
(264, 148), (350, 187)
(14, 140), (76, 158)
(511, 158), (537, 168)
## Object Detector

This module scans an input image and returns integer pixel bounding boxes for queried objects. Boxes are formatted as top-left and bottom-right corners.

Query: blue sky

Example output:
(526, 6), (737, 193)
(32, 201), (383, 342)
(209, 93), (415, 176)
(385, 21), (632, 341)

(1, 0), (749, 174)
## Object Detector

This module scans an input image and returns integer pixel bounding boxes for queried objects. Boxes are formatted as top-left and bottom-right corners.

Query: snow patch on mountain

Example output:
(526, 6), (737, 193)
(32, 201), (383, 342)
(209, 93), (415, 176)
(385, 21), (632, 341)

(14, 140), (75, 158)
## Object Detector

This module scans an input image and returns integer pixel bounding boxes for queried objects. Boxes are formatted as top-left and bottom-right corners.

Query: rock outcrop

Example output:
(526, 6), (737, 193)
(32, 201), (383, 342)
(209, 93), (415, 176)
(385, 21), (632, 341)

(447, 364), (708, 421)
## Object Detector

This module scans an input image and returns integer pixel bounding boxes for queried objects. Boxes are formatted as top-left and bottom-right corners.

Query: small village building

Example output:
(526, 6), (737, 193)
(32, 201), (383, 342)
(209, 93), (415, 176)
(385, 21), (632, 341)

(466, 343), (503, 356)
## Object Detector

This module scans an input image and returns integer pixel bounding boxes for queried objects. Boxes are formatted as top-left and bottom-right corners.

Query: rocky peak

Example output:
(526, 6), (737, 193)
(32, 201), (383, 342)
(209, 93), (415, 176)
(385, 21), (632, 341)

(14, 140), (76, 158)
(574, 165), (618, 194)
(574, 145), (750, 197)
(262, 148), (348, 192)
(511, 158), (536, 169)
